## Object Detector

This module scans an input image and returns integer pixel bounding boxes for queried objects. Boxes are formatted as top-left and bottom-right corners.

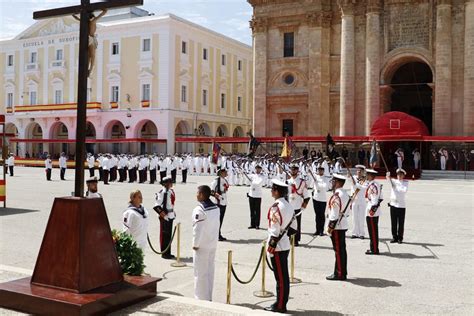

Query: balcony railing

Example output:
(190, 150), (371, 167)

(25, 63), (40, 71)
(12, 102), (101, 113)
(50, 60), (66, 68)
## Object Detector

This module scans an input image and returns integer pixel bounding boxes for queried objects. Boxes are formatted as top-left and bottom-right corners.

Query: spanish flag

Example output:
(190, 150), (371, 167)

(280, 137), (292, 161)
(212, 142), (221, 164)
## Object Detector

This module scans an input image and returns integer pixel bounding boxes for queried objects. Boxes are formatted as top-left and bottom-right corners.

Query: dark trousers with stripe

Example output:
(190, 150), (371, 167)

(110, 167), (116, 182)
(60, 168), (66, 180)
(89, 167), (94, 178)
(330, 230), (347, 278)
(171, 169), (177, 183)
(182, 169), (187, 183)
(160, 171), (166, 182)
(9, 166), (14, 176)
(118, 168), (125, 182)
(294, 209), (302, 243)
(248, 196), (262, 228)
(271, 250), (290, 311)
(46, 168), (52, 181)
(98, 167), (103, 181)
(218, 205), (226, 238)
(103, 170), (109, 184)
(390, 206), (406, 242)
(366, 216), (380, 253)
(128, 168), (134, 183)
(313, 200), (327, 234)
(139, 169), (145, 183)
(159, 217), (174, 257)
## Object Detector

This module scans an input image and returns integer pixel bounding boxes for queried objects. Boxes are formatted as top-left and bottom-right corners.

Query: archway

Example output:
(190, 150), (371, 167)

(86, 121), (96, 154)
(216, 124), (228, 137)
(175, 120), (192, 153)
(49, 122), (69, 158)
(104, 120), (126, 154)
(386, 62), (433, 134)
(25, 122), (43, 158)
(197, 123), (211, 154)
(136, 120), (158, 154)
(5, 123), (19, 156)
(232, 126), (244, 153)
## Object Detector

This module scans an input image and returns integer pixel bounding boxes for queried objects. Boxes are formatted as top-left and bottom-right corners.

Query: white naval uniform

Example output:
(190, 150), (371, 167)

(396, 151), (404, 169)
(350, 176), (369, 237)
(192, 200), (220, 301)
(122, 205), (149, 249)
(59, 156), (67, 169)
(267, 197), (295, 253)
(87, 156), (95, 169)
(328, 188), (350, 230)
(287, 177), (310, 212)
(365, 180), (382, 217)
(210, 176), (229, 206)
(45, 158), (53, 169)
(389, 179), (408, 208)
(85, 191), (102, 198)
(439, 149), (448, 170)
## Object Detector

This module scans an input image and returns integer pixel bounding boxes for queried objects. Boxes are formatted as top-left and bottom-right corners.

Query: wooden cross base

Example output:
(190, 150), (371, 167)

(0, 275), (160, 315)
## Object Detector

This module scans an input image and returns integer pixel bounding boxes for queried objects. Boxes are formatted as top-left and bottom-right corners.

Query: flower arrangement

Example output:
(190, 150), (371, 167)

(111, 229), (145, 276)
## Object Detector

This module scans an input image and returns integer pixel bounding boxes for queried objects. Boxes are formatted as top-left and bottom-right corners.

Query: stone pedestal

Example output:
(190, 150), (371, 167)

(365, 0), (381, 134)
(464, 0), (474, 135)
(339, 0), (355, 136)
(434, 0), (453, 135)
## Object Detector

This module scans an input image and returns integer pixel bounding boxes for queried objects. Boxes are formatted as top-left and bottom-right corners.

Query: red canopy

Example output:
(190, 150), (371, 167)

(370, 111), (429, 137)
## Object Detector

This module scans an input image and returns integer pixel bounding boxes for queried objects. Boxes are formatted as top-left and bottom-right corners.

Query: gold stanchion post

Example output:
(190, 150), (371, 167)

(254, 241), (273, 298)
(226, 250), (232, 304)
(171, 222), (186, 267)
(290, 235), (302, 284)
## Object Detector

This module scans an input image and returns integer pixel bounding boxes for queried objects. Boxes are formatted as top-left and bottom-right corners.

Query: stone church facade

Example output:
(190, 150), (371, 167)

(248, 0), (474, 137)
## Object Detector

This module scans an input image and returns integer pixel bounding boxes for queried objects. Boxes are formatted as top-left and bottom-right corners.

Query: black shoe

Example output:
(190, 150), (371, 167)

(264, 305), (287, 313)
(365, 250), (379, 255)
(398, 240), (403, 244)
(359, 236), (365, 239)
(351, 235), (357, 239)
(312, 232), (318, 236)
(256, 227), (260, 230)
(294, 241), (299, 247)
(326, 274), (347, 281)
(390, 239), (398, 243)
(248, 226), (255, 229)
(219, 236), (227, 241)
(319, 233), (326, 236)
(161, 254), (175, 260)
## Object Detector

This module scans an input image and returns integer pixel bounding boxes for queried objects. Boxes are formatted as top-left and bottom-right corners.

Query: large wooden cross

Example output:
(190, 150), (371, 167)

(33, 0), (143, 197)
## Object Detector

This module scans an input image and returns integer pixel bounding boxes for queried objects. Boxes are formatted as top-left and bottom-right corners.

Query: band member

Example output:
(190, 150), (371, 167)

(211, 168), (229, 241)
(350, 165), (369, 239)
(149, 155), (157, 184)
(265, 179), (296, 313)
(248, 164), (264, 229)
(439, 147), (449, 170)
(192, 185), (220, 301)
(312, 166), (329, 236)
(6, 153), (15, 176)
(395, 148), (404, 169)
(45, 155), (53, 181)
(123, 189), (149, 250)
(87, 153), (95, 177)
(154, 177), (176, 259)
(365, 169), (383, 255)
(287, 164), (310, 246)
(181, 155), (190, 183)
(412, 148), (421, 170)
(387, 169), (408, 244)
(59, 152), (67, 180)
(326, 174), (350, 281)
(85, 177), (102, 198)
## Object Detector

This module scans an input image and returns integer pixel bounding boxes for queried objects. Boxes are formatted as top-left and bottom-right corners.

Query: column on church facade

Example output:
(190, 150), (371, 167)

(339, 0), (356, 136)
(464, 0), (474, 135)
(434, 0), (453, 136)
(365, 0), (381, 134)
(251, 18), (268, 137)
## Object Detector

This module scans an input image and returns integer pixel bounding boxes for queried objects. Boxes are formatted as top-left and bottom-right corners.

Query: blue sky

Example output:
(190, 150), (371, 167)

(0, 0), (254, 45)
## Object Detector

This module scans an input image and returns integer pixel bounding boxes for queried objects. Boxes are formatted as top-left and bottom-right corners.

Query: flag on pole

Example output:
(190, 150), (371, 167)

(369, 140), (378, 167)
(281, 136), (292, 161)
(212, 142), (221, 164)
(247, 132), (260, 157)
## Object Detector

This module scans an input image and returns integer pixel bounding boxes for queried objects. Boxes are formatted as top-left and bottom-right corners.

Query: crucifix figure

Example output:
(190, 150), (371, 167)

(72, 9), (107, 77)
(34, 0), (143, 197)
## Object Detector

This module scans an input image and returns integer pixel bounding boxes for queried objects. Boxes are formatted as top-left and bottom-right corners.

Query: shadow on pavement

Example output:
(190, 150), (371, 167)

(380, 252), (438, 260)
(0, 208), (40, 216)
(226, 238), (265, 245)
(346, 277), (401, 288)
(289, 310), (344, 315)
(379, 238), (444, 247)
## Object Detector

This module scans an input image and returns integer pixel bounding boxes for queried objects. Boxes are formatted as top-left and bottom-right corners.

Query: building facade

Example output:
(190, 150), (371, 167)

(0, 8), (253, 157)
(249, 0), (474, 137)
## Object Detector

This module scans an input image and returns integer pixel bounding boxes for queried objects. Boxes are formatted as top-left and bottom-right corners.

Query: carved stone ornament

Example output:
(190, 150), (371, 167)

(250, 17), (268, 33)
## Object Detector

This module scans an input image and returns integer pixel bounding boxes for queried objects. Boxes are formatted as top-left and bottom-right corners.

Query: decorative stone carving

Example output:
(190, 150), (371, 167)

(338, 0), (356, 16)
(250, 17), (268, 33)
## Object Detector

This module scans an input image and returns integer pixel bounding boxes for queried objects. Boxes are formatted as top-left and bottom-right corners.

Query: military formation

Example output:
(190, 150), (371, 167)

(37, 150), (411, 313)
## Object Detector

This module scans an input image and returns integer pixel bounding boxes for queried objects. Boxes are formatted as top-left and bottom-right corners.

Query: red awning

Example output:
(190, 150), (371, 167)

(10, 138), (167, 143)
(370, 111), (430, 137)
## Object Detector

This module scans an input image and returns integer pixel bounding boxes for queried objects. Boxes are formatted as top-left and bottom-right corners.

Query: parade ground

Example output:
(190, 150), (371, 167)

(0, 167), (473, 315)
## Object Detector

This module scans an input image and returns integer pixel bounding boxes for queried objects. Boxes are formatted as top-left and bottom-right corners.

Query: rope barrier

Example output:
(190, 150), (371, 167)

(265, 252), (274, 271)
(230, 243), (264, 285)
(253, 241), (274, 298)
(147, 224), (177, 255)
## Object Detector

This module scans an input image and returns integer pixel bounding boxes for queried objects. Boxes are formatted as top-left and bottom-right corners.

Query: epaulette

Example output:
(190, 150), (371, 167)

(271, 202), (279, 208)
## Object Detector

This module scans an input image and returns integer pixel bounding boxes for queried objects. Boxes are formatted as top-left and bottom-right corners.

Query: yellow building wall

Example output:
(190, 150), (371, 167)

(121, 36), (140, 109)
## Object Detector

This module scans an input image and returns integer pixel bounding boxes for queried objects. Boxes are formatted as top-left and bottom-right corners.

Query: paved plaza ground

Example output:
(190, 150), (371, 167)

(0, 167), (473, 315)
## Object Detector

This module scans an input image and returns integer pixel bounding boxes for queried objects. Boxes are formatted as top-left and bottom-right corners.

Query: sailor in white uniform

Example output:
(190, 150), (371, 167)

(192, 185), (220, 301)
